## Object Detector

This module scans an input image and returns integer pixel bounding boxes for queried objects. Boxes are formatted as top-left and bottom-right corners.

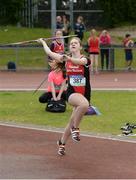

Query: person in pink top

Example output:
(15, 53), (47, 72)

(99, 30), (111, 70)
(39, 29), (66, 103)
(39, 60), (66, 103)
(88, 29), (99, 74)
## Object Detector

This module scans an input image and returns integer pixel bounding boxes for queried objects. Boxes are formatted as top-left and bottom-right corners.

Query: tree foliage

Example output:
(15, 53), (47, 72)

(0, 0), (24, 24)
(98, 0), (136, 27)
(1, 0), (136, 27)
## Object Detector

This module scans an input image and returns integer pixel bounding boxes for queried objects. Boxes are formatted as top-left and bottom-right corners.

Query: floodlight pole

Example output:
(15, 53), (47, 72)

(70, 0), (74, 30)
(51, 0), (56, 35)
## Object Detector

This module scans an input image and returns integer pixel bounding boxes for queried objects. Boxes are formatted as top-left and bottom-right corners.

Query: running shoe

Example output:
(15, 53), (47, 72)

(57, 140), (65, 156)
(120, 123), (130, 131)
(122, 129), (133, 135)
(71, 127), (80, 142)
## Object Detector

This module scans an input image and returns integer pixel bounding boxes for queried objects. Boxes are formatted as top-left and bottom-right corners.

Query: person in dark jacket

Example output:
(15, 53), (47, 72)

(74, 16), (85, 41)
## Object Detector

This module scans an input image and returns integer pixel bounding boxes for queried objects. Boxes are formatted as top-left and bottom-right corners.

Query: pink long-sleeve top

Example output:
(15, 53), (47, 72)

(99, 34), (111, 45)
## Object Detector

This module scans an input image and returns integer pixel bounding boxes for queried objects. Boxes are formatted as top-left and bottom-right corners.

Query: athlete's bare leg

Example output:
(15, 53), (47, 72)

(94, 54), (99, 73)
(90, 54), (94, 73)
(61, 93), (89, 144)
(60, 107), (75, 144)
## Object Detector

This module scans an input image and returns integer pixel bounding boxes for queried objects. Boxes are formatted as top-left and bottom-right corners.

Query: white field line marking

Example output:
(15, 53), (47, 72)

(0, 88), (46, 91)
(0, 122), (136, 144)
(118, 134), (136, 137)
(0, 88), (136, 91)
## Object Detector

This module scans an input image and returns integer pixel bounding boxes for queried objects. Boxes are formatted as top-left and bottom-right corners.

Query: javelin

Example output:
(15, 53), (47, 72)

(2, 34), (77, 46)
(33, 75), (48, 94)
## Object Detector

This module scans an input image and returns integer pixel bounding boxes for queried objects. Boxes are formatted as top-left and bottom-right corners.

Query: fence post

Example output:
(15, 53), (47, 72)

(109, 48), (114, 71)
(51, 0), (56, 35)
(15, 46), (19, 70)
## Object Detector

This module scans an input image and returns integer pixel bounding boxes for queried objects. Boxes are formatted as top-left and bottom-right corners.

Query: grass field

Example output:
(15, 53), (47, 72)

(0, 26), (136, 70)
(0, 91), (136, 135)
(0, 26), (51, 69)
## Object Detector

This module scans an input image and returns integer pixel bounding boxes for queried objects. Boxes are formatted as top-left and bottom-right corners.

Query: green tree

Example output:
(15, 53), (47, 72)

(0, 0), (24, 24)
(98, 0), (136, 27)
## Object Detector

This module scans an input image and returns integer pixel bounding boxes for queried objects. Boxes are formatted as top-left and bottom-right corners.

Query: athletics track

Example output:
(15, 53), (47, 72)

(0, 71), (136, 179)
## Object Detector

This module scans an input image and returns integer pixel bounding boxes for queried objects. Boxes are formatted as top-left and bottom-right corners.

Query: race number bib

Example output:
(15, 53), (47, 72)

(70, 75), (86, 86)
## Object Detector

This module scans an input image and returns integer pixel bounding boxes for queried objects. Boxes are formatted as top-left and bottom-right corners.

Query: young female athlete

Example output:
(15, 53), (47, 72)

(38, 37), (91, 156)
(50, 30), (64, 54)
(88, 29), (99, 74)
(48, 29), (64, 62)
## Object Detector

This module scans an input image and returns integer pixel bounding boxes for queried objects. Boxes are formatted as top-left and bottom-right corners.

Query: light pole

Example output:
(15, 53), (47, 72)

(69, 0), (74, 30)
(51, 0), (56, 35)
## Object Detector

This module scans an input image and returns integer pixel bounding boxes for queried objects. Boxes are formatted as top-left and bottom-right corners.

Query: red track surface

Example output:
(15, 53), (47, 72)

(0, 71), (136, 90)
(0, 71), (136, 179)
(1, 125), (136, 179)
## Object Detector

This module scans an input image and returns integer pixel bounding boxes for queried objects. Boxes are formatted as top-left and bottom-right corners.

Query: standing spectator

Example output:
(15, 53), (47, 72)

(56, 16), (63, 29)
(88, 29), (99, 74)
(62, 15), (71, 47)
(48, 29), (64, 62)
(74, 16), (85, 41)
(123, 34), (134, 71)
(99, 30), (111, 70)
(50, 30), (64, 54)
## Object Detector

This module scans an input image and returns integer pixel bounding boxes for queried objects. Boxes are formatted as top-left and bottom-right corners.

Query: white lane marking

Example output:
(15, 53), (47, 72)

(0, 122), (136, 144)
(0, 88), (136, 91)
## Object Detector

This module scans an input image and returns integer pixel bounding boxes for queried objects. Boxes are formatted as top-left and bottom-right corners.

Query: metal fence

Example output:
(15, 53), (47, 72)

(0, 46), (47, 71)
(0, 45), (136, 71)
